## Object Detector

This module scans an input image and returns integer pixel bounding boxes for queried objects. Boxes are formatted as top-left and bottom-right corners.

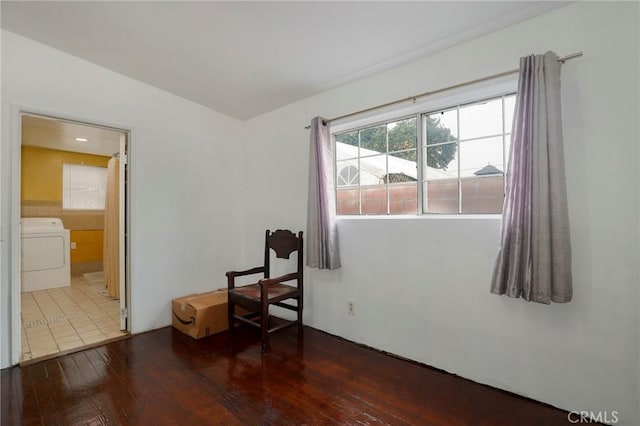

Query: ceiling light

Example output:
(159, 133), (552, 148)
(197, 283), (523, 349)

(75, 137), (89, 142)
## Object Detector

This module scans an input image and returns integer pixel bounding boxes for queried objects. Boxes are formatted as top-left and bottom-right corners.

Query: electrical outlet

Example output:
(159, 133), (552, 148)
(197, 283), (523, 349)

(70, 242), (77, 249)
(347, 300), (355, 315)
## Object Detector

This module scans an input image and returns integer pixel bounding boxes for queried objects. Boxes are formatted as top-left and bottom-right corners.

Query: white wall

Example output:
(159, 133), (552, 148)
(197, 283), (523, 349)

(243, 3), (639, 425)
(0, 30), (246, 367)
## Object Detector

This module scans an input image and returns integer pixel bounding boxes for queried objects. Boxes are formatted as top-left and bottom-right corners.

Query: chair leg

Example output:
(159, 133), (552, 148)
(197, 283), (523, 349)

(258, 282), (271, 353)
(228, 300), (235, 337)
(297, 296), (303, 329)
(261, 304), (270, 353)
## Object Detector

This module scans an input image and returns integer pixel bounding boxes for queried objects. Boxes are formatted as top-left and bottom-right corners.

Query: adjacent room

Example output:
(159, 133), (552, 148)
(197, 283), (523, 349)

(1, 1), (638, 425)
(18, 114), (128, 362)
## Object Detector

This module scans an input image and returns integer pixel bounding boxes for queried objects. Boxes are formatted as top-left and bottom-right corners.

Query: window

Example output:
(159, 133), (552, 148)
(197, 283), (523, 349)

(62, 163), (108, 210)
(335, 93), (515, 215)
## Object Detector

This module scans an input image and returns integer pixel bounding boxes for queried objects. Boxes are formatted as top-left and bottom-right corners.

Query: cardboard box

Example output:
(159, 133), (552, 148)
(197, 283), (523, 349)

(172, 289), (230, 339)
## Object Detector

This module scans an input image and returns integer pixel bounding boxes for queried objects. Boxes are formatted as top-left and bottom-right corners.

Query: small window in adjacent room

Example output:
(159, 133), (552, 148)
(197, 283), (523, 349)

(62, 163), (107, 210)
(335, 93), (515, 216)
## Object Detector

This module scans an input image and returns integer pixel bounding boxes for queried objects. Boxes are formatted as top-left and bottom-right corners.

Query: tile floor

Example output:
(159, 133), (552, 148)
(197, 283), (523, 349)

(21, 275), (126, 362)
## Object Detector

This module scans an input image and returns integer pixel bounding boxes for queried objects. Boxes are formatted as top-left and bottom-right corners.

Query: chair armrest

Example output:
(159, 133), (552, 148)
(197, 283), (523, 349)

(259, 272), (299, 287)
(226, 266), (265, 290)
(226, 266), (265, 278)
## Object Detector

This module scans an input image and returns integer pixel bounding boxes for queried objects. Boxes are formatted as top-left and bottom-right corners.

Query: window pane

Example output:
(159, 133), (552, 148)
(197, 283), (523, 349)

(424, 143), (458, 214)
(387, 149), (417, 182)
(460, 137), (504, 214)
(337, 188), (359, 215)
(335, 131), (358, 147)
(336, 131), (359, 160)
(504, 94), (516, 133)
(459, 137), (504, 178)
(389, 182), (417, 214)
(361, 184), (388, 215)
(387, 148), (417, 214)
(424, 179), (458, 214)
(461, 176), (504, 214)
(359, 125), (386, 154)
(358, 154), (386, 186)
(425, 139), (457, 171)
(336, 160), (359, 187)
(389, 149), (417, 162)
(336, 140), (358, 160)
(459, 98), (502, 140)
(426, 109), (457, 143)
(388, 118), (416, 152)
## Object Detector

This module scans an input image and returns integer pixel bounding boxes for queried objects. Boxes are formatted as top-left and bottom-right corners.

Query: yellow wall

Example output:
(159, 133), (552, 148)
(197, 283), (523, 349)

(21, 145), (110, 202)
(70, 230), (104, 263)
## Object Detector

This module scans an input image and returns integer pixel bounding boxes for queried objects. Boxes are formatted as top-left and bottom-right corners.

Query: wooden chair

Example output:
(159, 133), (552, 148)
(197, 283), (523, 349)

(226, 229), (303, 353)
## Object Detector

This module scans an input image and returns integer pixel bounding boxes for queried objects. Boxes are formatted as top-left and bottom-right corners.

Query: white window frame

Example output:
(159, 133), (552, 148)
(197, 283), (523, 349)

(62, 163), (108, 211)
(332, 80), (518, 217)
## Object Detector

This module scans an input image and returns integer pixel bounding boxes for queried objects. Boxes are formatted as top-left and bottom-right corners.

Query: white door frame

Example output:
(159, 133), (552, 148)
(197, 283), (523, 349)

(8, 104), (133, 365)
(118, 135), (127, 331)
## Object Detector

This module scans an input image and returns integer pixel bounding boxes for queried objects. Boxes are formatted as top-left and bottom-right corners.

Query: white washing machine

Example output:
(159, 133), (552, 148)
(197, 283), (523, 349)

(21, 217), (71, 293)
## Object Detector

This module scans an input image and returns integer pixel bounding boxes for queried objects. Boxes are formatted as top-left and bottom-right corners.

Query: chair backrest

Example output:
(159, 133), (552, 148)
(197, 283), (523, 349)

(263, 229), (303, 279)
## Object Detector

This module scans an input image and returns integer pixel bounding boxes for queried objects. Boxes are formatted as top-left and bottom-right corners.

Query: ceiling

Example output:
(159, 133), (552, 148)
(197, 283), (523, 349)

(22, 114), (123, 157)
(2, 1), (567, 120)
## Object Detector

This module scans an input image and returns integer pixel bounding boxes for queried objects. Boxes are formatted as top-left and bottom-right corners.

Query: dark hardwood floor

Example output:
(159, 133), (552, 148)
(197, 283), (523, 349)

(2, 323), (574, 425)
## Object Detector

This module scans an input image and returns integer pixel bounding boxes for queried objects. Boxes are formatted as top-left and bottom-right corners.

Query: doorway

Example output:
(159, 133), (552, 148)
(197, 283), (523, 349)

(17, 112), (130, 363)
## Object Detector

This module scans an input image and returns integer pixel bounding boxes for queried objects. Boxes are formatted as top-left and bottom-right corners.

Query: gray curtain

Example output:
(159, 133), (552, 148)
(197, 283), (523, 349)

(491, 51), (572, 304)
(306, 117), (341, 270)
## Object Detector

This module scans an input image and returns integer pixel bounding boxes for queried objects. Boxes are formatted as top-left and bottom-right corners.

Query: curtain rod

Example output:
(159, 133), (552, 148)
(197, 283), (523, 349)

(305, 51), (582, 129)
